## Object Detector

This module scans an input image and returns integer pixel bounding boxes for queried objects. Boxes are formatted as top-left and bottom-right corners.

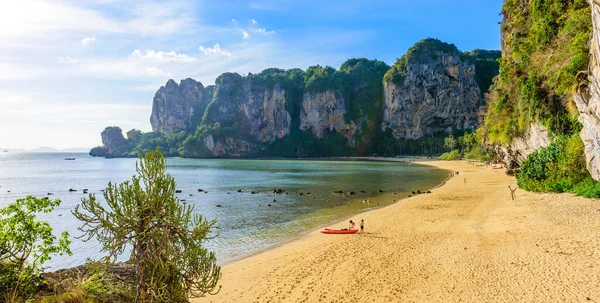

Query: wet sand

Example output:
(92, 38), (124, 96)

(195, 160), (600, 303)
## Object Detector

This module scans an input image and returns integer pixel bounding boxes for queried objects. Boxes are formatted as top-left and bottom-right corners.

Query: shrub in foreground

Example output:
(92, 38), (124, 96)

(517, 134), (600, 198)
(73, 148), (221, 303)
(0, 196), (71, 303)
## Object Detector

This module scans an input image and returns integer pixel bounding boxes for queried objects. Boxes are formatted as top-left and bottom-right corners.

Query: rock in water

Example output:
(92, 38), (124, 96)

(101, 127), (128, 157)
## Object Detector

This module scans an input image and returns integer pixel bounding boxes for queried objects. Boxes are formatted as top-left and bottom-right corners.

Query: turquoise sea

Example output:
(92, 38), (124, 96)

(0, 152), (448, 270)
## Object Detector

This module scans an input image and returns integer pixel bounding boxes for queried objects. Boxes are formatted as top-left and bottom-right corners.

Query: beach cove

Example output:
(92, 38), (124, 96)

(195, 160), (600, 303)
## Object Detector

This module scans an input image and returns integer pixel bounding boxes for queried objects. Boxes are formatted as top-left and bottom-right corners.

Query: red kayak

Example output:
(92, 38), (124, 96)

(320, 228), (359, 234)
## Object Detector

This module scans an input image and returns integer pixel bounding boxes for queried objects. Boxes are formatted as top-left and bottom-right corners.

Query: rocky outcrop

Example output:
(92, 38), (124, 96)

(101, 126), (128, 157)
(573, 0), (600, 181)
(202, 134), (260, 157)
(382, 39), (482, 139)
(300, 90), (357, 143)
(89, 146), (106, 157)
(150, 78), (208, 133)
(202, 73), (291, 143)
(94, 39), (501, 158)
(498, 122), (551, 173)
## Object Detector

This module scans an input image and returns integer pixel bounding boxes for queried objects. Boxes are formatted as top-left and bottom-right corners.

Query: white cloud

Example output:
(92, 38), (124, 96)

(250, 19), (258, 25)
(146, 67), (172, 77)
(58, 56), (80, 64)
(0, 62), (48, 80)
(242, 30), (250, 39)
(81, 37), (96, 46)
(0, 0), (192, 40)
(130, 49), (198, 62)
(255, 28), (275, 35)
(232, 18), (237, 23)
(198, 44), (232, 58)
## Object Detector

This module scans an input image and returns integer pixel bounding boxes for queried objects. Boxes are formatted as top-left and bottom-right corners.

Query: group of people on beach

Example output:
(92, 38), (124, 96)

(348, 219), (365, 234)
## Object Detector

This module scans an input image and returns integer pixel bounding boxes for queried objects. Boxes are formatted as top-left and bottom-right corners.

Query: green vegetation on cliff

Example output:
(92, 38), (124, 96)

(468, 49), (502, 99)
(383, 38), (500, 99)
(484, 0), (592, 145)
(384, 38), (461, 86)
(482, 0), (599, 196)
(94, 38), (501, 159)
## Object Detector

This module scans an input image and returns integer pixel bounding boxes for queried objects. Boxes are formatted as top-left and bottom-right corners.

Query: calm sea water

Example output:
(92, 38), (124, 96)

(0, 152), (448, 270)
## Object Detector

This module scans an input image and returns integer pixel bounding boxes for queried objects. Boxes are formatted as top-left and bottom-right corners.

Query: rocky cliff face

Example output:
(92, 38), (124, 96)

(382, 40), (482, 139)
(202, 73), (291, 143)
(202, 134), (259, 157)
(498, 123), (551, 173)
(94, 39), (500, 158)
(101, 126), (128, 157)
(300, 90), (356, 143)
(574, 0), (600, 181)
(150, 78), (207, 133)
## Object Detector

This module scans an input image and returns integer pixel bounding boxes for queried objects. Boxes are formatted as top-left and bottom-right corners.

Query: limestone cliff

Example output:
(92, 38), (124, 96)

(382, 39), (483, 139)
(497, 123), (551, 173)
(574, 0), (600, 181)
(150, 78), (208, 133)
(300, 90), (356, 144)
(94, 40), (500, 158)
(202, 134), (259, 157)
(483, 0), (592, 177)
(101, 126), (128, 157)
(202, 72), (291, 143)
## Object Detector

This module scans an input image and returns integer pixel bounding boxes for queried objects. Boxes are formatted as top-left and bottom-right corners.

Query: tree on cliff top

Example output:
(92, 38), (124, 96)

(73, 148), (221, 303)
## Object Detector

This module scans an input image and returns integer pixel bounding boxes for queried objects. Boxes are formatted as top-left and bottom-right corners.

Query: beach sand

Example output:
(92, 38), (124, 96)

(194, 160), (600, 303)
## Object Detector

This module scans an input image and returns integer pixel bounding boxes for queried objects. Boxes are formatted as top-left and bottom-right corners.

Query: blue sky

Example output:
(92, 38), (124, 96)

(0, 0), (503, 149)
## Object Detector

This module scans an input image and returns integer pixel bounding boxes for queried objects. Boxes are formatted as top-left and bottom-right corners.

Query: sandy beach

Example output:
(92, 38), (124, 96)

(195, 160), (600, 303)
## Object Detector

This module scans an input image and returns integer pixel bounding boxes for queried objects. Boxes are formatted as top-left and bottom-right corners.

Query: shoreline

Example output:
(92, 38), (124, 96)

(195, 160), (600, 302)
(217, 158), (450, 267)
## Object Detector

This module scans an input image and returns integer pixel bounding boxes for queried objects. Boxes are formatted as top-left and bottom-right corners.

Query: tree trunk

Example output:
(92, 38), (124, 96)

(135, 240), (146, 303)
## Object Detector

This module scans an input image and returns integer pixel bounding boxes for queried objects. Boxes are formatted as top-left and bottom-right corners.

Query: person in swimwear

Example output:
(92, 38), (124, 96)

(360, 219), (365, 234)
(349, 220), (355, 229)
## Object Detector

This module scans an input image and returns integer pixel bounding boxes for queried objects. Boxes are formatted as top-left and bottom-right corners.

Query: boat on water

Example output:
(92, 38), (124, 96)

(320, 228), (359, 234)
(2, 150), (8, 152)
(64, 157), (76, 160)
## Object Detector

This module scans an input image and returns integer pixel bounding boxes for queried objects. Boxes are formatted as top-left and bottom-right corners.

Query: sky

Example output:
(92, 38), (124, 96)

(0, 0), (503, 150)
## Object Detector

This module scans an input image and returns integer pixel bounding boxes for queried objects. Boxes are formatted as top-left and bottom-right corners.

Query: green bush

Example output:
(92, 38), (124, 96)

(439, 150), (461, 160)
(517, 134), (600, 198)
(0, 196), (71, 302)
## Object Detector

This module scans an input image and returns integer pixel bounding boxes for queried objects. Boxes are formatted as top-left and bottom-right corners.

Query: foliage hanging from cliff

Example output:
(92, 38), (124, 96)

(517, 134), (600, 197)
(73, 149), (221, 302)
(468, 49), (502, 97)
(484, 0), (592, 144)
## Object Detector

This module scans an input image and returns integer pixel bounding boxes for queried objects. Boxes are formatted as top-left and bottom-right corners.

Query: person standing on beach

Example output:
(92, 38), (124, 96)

(360, 219), (365, 234)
